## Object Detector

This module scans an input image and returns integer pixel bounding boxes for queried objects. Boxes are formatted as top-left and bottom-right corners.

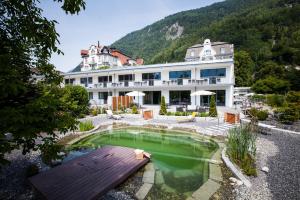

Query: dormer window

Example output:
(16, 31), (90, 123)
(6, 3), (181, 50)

(205, 50), (211, 56)
(191, 51), (195, 57)
(91, 49), (96, 55)
(220, 47), (225, 54)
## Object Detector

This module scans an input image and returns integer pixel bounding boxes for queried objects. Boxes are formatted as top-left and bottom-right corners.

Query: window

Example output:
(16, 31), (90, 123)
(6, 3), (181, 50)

(200, 68), (226, 77)
(88, 92), (93, 100)
(204, 49), (211, 55)
(119, 74), (135, 82)
(220, 47), (225, 54)
(98, 76), (112, 83)
(65, 78), (75, 85)
(143, 91), (161, 105)
(169, 70), (191, 79)
(142, 72), (161, 81)
(80, 77), (92, 86)
(191, 51), (195, 57)
(169, 91), (191, 105)
(88, 77), (93, 84)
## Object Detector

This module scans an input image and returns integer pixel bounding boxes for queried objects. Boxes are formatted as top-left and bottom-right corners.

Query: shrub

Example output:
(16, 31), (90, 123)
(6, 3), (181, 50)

(132, 105), (138, 114)
(40, 143), (64, 166)
(286, 91), (300, 104)
(256, 110), (268, 121)
(166, 112), (173, 116)
(198, 112), (209, 117)
(26, 164), (39, 177)
(79, 120), (94, 131)
(91, 108), (98, 116)
(175, 112), (182, 116)
(276, 106), (299, 124)
(248, 108), (268, 121)
(209, 95), (217, 117)
(251, 94), (266, 102)
(227, 126), (257, 176)
(159, 96), (167, 115)
(266, 94), (286, 107)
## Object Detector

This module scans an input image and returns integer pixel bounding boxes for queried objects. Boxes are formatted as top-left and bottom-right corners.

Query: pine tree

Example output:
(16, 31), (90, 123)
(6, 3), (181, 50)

(159, 96), (167, 115)
(209, 95), (218, 117)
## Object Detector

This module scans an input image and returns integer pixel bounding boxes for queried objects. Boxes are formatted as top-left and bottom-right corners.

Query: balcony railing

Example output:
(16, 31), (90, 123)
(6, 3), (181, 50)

(87, 77), (231, 89)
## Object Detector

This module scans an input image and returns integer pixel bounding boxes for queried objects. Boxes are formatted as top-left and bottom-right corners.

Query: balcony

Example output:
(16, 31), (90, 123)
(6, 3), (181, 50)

(88, 77), (232, 90)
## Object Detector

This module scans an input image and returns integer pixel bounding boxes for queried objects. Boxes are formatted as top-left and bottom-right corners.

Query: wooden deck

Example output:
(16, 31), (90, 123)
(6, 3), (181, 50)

(29, 146), (150, 200)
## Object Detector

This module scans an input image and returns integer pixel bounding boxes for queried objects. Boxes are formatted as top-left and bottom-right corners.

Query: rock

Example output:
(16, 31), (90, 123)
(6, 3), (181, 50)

(58, 152), (65, 156)
(261, 166), (269, 173)
(229, 177), (238, 183)
(236, 180), (244, 186)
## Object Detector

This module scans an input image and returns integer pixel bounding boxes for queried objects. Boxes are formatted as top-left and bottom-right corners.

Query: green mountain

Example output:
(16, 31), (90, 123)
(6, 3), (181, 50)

(112, 0), (300, 91)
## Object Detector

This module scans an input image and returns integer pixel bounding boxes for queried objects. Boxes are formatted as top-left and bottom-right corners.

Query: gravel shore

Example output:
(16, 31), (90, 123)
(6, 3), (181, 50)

(235, 131), (300, 200)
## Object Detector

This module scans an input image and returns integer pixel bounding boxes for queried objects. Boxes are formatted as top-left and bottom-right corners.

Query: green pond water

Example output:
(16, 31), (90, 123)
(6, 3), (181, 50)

(70, 128), (218, 197)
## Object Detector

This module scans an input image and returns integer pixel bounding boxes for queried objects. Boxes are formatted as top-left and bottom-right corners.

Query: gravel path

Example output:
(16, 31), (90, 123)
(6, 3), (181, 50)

(235, 131), (300, 200)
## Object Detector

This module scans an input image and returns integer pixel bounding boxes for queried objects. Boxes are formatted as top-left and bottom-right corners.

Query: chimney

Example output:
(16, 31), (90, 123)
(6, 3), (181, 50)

(98, 41), (100, 47)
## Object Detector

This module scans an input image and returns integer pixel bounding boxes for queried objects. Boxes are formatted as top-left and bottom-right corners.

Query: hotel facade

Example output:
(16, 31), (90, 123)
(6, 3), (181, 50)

(63, 39), (235, 108)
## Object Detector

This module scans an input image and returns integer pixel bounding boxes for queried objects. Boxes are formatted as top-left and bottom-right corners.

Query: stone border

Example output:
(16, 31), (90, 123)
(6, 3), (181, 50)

(135, 163), (155, 200)
(241, 118), (300, 135)
(221, 147), (252, 187)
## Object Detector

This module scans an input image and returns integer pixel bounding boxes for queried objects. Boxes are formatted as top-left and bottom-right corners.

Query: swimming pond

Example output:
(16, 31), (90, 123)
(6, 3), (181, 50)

(69, 127), (219, 197)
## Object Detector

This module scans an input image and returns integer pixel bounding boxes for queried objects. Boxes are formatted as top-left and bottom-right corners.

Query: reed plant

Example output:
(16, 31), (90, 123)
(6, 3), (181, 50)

(79, 120), (94, 132)
(227, 125), (257, 176)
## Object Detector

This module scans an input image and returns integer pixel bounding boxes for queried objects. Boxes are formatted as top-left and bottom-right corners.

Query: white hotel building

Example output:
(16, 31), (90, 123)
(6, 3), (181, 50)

(63, 39), (235, 108)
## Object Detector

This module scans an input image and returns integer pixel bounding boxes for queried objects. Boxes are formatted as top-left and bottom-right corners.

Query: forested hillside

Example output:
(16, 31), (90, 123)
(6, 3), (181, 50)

(112, 0), (300, 93)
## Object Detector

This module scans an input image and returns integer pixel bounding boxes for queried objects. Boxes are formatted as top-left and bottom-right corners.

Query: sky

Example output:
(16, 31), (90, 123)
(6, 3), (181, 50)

(40, 0), (222, 72)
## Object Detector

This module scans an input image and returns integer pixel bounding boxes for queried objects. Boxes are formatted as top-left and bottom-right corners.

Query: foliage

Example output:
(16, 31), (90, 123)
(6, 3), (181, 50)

(0, 0), (85, 164)
(132, 105), (138, 114)
(91, 108), (98, 116)
(62, 85), (89, 117)
(40, 141), (64, 166)
(227, 126), (257, 176)
(251, 94), (266, 102)
(159, 96), (167, 115)
(266, 94), (286, 107)
(286, 91), (300, 104)
(234, 51), (255, 86)
(79, 120), (94, 131)
(198, 112), (210, 117)
(112, 0), (300, 92)
(275, 106), (299, 124)
(98, 66), (110, 70)
(209, 95), (217, 117)
(248, 108), (269, 121)
(251, 77), (290, 94)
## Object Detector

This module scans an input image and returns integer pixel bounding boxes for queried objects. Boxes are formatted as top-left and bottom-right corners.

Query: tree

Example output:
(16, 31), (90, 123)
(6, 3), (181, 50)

(209, 95), (217, 117)
(0, 0), (86, 164)
(159, 96), (167, 115)
(62, 85), (89, 117)
(255, 61), (285, 81)
(251, 76), (290, 94)
(234, 51), (255, 87)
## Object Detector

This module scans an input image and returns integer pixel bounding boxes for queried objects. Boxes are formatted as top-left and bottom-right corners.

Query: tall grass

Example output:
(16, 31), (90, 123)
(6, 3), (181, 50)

(79, 120), (94, 132)
(227, 125), (257, 176)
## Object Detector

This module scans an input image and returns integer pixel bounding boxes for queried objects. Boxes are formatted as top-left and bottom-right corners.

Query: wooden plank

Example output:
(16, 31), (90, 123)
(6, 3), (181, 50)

(29, 146), (149, 200)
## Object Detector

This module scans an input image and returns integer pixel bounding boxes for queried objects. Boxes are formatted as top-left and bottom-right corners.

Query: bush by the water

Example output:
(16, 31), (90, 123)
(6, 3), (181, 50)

(275, 106), (299, 124)
(227, 126), (257, 176)
(79, 120), (94, 131)
(266, 94), (286, 107)
(248, 108), (268, 121)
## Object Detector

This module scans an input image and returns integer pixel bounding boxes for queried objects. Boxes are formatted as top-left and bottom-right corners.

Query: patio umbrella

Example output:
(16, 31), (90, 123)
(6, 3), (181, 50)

(126, 91), (145, 106)
(190, 90), (215, 96)
(245, 92), (255, 97)
(190, 90), (215, 106)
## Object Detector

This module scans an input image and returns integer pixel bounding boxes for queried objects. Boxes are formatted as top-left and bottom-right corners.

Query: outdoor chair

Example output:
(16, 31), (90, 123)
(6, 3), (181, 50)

(176, 112), (197, 123)
(106, 110), (122, 120)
